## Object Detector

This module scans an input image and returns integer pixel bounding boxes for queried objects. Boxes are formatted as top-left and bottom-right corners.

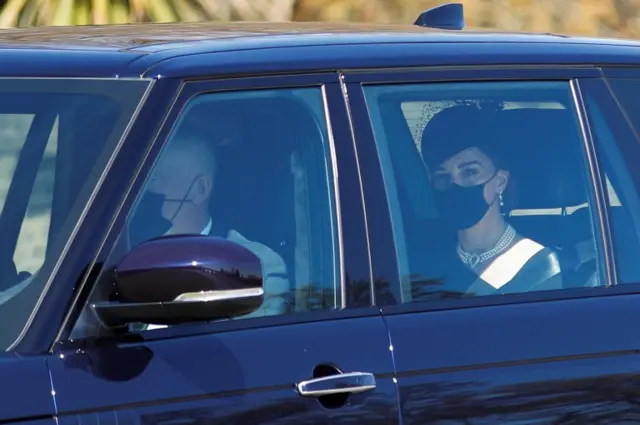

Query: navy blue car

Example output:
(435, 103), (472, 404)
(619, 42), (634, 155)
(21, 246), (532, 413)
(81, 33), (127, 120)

(4, 2), (640, 423)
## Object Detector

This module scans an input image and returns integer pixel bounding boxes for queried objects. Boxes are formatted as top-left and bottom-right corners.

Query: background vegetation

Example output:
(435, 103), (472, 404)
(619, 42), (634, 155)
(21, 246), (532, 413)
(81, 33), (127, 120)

(0, 0), (639, 38)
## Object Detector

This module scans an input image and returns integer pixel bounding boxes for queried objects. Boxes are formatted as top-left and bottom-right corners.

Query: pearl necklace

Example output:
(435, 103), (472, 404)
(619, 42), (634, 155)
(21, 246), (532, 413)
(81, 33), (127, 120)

(457, 225), (516, 269)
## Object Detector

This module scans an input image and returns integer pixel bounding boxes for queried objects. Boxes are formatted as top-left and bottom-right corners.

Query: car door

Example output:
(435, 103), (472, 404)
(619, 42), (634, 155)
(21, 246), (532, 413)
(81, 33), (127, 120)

(346, 67), (640, 423)
(47, 74), (400, 425)
(0, 356), (55, 425)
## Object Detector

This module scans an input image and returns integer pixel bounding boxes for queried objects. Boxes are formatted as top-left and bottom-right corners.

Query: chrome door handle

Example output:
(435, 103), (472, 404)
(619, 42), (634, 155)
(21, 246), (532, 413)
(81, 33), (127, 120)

(295, 372), (376, 397)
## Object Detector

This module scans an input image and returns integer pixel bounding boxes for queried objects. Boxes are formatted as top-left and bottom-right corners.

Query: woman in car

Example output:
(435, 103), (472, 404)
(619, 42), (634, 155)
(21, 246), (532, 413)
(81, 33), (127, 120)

(420, 103), (562, 296)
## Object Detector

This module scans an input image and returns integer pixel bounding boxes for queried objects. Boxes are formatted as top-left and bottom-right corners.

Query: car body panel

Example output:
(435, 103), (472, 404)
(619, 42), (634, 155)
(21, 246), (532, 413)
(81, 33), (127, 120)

(0, 355), (55, 421)
(139, 42), (640, 79)
(382, 295), (640, 423)
(7, 41), (640, 79)
(2, 22), (640, 78)
(342, 63), (640, 422)
(0, 50), (142, 77)
(49, 313), (400, 424)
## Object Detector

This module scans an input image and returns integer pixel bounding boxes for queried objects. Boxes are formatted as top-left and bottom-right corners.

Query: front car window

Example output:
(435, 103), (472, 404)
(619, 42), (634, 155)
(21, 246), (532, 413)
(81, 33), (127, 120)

(364, 81), (601, 303)
(0, 78), (150, 350)
(71, 86), (340, 337)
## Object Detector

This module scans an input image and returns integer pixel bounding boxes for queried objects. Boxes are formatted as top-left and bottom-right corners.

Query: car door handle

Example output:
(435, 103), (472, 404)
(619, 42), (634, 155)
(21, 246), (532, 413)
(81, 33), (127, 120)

(295, 372), (376, 397)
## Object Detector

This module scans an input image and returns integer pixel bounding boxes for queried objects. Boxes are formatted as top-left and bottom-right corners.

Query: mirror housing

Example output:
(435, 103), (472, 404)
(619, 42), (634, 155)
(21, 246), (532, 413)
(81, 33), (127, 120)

(92, 235), (264, 328)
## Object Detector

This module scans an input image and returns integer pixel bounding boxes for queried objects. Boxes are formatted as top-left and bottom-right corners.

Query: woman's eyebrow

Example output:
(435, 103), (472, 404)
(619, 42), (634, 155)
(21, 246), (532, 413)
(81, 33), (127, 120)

(457, 160), (481, 169)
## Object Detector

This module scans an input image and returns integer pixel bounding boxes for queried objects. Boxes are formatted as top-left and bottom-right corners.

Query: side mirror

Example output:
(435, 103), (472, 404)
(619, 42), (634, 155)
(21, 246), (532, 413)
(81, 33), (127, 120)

(91, 235), (264, 328)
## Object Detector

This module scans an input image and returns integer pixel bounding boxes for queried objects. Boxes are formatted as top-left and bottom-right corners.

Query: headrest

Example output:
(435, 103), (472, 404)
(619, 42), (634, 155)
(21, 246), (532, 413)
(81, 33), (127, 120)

(200, 95), (319, 246)
(183, 96), (312, 151)
(497, 108), (588, 210)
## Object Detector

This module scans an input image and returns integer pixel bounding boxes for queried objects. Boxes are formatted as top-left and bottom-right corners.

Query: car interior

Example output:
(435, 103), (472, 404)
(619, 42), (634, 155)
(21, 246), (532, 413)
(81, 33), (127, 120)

(497, 108), (598, 288)
(582, 99), (640, 284)
(376, 94), (611, 300)
(185, 93), (338, 314)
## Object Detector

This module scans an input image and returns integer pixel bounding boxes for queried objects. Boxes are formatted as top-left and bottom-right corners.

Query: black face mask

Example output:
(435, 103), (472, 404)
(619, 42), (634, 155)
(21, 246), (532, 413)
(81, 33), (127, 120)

(127, 191), (173, 248)
(433, 177), (497, 230)
(127, 177), (201, 248)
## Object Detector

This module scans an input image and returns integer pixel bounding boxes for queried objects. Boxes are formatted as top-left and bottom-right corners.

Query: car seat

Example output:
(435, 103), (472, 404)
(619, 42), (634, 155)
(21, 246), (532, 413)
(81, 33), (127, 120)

(499, 108), (597, 288)
(199, 95), (330, 312)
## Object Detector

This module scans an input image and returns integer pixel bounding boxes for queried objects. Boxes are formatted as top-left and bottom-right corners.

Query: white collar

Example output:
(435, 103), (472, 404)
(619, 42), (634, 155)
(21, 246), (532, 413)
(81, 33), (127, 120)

(201, 218), (212, 235)
(164, 218), (212, 237)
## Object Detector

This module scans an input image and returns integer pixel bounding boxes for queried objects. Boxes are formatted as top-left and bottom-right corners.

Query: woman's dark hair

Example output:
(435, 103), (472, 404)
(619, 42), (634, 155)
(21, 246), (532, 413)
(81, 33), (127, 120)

(420, 103), (517, 209)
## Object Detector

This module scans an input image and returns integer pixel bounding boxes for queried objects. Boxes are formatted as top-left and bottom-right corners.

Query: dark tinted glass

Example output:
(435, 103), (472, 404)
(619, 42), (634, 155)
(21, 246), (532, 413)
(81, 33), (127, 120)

(583, 77), (640, 284)
(364, 81), (601, 303)
(72, 87), (340, 337)
(0, 78), (150, 350)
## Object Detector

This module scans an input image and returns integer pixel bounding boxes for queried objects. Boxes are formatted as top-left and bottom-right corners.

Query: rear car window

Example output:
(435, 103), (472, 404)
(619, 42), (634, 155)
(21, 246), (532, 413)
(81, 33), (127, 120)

(364, 81), (602, 302)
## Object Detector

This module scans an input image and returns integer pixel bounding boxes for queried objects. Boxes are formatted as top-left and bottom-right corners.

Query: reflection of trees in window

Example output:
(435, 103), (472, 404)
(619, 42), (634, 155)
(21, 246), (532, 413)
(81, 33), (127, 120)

(142, 385), (396, 425)
(400, 374), (640, 423)
(214, 267), (262, 288)
(287, 279), (396, 312)
(293, 283), (335, 311)
(140, 369), (640, 423)
(346, 278), (397, 308)
(410, 275), (468, 301)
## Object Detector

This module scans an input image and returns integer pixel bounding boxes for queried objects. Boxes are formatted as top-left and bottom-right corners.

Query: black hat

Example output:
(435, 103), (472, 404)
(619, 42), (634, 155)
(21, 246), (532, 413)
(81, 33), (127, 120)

(420, 103), (507, 170)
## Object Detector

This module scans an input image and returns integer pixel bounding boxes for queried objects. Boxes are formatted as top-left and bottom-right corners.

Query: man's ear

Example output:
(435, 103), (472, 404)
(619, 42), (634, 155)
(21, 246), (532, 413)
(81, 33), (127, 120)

(496, 170), (510, 194)
(192, 175), (213, 206)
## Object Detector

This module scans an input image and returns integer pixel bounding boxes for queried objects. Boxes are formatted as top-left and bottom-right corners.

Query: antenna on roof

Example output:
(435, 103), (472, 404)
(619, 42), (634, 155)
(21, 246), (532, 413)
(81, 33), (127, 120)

(414, 3), (465, 31)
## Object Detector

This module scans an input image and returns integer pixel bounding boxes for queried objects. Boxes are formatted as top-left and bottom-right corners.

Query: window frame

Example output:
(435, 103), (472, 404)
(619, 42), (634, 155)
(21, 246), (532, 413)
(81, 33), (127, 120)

(54, 73), (376, 350)
(578, 75), (640, 285)
(342, 66), (626, 314)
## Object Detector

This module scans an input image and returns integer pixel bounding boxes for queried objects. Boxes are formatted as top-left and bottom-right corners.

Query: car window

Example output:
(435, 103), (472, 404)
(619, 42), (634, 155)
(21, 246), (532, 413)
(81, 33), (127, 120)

(0, 78), (150, 350)
(72, 86), (340, 336)
(0, 115), (57, 274)
(582, 77), (640, 284)
(363, 81), (602, 303)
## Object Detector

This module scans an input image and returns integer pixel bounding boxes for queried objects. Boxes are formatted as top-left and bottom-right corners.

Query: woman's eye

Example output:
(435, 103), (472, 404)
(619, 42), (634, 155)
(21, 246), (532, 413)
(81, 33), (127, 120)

(461, 168), (479, 178)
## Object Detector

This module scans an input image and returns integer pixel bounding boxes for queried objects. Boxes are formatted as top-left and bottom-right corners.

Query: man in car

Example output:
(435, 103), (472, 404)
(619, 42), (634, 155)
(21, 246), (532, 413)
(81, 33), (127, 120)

(128, 122), (290, 325)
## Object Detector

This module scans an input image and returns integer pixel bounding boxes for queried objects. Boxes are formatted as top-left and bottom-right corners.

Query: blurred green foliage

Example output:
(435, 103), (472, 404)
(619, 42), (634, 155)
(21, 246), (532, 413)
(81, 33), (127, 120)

(0, 0), (638, 37)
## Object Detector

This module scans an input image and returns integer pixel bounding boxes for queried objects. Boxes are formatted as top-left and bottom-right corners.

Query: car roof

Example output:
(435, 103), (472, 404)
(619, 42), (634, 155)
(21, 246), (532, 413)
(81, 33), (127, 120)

(2, 21), (640, 78)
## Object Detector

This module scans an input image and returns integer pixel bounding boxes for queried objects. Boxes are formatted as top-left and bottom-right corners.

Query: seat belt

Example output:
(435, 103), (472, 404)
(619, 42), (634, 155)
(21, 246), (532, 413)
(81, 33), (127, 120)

(0, 112), (57, 289)
(480, 238), (544, 289)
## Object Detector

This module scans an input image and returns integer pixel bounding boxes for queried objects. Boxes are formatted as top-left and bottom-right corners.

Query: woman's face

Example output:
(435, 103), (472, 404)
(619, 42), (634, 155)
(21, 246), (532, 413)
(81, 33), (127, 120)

(432, 147), (509, 205)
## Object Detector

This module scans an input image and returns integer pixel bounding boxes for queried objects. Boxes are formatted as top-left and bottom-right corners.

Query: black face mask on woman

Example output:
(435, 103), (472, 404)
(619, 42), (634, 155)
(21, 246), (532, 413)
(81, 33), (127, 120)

(433, 174), (498, 230)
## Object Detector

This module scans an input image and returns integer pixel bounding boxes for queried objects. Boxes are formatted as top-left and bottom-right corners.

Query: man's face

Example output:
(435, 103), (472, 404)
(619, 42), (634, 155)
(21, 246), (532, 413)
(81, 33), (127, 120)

(146, 146), (202, 222)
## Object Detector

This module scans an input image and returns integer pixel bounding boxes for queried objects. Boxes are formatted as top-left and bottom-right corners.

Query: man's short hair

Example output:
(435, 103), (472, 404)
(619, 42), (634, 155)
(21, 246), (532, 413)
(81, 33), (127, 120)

(167, 122), (217, 179)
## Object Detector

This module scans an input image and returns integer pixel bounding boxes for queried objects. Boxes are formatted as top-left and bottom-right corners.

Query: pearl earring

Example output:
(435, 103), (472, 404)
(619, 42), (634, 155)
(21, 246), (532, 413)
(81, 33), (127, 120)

(499, 192), (504, 207)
